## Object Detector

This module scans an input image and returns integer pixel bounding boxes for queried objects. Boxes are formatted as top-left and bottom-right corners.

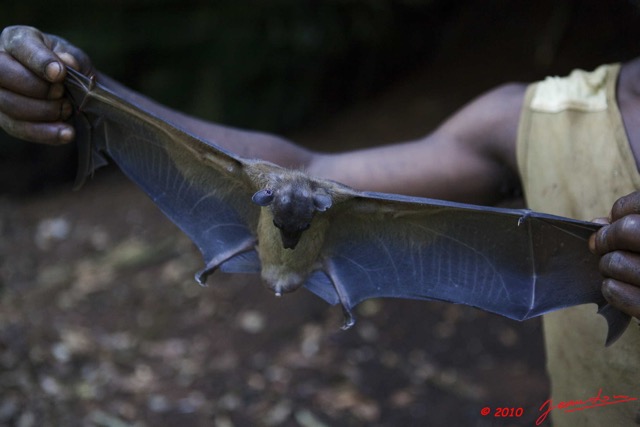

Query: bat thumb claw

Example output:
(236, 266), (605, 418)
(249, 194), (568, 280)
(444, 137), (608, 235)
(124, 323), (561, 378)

(517, 211), (532, 226)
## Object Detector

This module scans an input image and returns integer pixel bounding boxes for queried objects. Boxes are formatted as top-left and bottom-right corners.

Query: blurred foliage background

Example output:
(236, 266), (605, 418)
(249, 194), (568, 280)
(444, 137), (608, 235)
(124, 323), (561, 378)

(1, 0), (640, 193)
(1, 0), (458, 193)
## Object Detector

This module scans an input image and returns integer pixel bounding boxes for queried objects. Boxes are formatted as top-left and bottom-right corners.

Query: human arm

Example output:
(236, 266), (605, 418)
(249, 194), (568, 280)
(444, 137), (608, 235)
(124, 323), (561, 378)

(590, 191), (640, 319)
(0, 25), (523, 205)
(0, 26), (314, 168)
(307, 83), (524, 203)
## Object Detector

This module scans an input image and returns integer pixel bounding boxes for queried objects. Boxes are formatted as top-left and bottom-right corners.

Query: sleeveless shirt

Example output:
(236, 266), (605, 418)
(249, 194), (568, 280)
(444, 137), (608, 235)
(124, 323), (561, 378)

(517, 63), (640, 426)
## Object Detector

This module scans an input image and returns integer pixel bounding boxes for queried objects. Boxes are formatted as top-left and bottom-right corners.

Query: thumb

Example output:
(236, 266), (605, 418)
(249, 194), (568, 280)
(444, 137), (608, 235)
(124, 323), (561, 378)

(589, 217), (610, 254)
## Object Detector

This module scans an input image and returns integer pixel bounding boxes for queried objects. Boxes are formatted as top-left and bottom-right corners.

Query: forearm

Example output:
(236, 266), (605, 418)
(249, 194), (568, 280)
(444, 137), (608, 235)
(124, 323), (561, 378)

(309, 139), (514, 204)
(92, 74), (523, 205)
(96, 72), (316, 169)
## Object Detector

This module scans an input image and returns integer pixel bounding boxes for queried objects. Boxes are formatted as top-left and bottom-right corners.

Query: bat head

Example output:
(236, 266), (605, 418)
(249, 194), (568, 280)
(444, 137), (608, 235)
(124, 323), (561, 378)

(252, 178), (332, 250)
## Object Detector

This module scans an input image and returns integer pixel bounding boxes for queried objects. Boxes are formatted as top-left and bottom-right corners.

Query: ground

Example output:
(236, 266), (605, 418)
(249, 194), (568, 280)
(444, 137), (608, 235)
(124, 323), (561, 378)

(0, 169), (550, 427)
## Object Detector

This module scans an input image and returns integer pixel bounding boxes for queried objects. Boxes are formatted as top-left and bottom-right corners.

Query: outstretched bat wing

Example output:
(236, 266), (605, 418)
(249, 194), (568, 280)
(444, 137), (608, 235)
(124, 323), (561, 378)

(309, 191), (630, 345)
(64, 68), (261, 274)
(64, 68), (629, 346)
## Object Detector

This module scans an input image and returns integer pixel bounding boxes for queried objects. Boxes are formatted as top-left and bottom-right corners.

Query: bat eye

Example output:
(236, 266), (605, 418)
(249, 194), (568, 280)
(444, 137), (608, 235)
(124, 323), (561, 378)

(252, 189), (275, 206)
(273, 220), (283, 229)
(300, 223), (310, 231)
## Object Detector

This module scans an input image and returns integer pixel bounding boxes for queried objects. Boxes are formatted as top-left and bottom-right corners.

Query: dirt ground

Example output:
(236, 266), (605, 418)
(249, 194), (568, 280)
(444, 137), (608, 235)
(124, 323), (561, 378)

(0, 171), (549, 427)
(2, 4), (640, 427)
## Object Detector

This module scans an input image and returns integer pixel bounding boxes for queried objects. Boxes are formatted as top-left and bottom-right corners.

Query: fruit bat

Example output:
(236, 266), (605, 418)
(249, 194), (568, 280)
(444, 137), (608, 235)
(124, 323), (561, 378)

(63, 67), (630, 346)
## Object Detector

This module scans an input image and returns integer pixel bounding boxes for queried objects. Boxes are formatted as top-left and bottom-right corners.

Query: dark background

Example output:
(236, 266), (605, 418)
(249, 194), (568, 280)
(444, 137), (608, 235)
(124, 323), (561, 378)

(1, 1), (640, 426)
(2, 0), (640, 193)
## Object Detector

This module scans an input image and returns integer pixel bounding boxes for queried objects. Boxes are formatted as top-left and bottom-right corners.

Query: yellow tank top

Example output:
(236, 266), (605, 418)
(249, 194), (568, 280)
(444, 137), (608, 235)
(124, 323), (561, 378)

(517, 63), (640, 426)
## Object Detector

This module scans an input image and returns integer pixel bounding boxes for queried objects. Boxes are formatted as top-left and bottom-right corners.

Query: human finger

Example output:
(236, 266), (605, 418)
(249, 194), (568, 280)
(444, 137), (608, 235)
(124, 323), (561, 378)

(0, 51), (61, 99)
(588, 217), (610, 253)
(599, 250), (640, 286)
(602, 278), (640, 319)
(590, 214), (640, 255)
(0, 26), (66, 82)
(0, 111), (74, 145)
(0, 87), (72, 122)
(610, 191), (640, 222)
(48, 37), (93, 75)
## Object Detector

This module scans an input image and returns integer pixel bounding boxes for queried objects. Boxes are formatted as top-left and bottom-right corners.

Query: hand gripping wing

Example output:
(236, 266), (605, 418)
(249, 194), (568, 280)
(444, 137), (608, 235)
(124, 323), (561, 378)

(64, 68), (630, 346)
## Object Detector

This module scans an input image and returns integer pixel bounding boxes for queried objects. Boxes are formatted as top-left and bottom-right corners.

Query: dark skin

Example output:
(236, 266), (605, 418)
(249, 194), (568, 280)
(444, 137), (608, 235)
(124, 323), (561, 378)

(1, 25), (639, 323)
(591, 194), (640, 320)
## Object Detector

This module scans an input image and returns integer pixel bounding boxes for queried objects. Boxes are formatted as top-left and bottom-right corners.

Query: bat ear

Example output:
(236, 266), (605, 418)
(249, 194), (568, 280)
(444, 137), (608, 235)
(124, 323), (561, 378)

(313, 192), (332, 212)
(252, 189), (275, 206)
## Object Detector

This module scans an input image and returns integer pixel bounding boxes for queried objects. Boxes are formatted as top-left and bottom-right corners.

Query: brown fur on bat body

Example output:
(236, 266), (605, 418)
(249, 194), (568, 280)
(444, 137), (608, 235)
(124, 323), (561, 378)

(195, 161), (352, 299)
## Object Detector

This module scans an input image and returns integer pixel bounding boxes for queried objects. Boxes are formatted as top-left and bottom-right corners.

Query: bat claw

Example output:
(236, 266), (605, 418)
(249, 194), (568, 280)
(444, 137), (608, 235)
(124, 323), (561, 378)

(340, 306), (356, 330)
(195, 268), (212, 287)
(518, 211), (532, 226)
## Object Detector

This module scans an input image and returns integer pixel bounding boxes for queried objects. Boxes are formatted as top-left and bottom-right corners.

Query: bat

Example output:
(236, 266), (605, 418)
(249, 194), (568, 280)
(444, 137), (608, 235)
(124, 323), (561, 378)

(63, 67), (631, 346)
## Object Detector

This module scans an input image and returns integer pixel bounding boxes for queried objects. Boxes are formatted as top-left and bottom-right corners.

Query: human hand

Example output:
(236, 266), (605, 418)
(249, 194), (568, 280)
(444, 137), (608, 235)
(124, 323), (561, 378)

(590, 191), (640, 319)
(0, 25), (93, 145)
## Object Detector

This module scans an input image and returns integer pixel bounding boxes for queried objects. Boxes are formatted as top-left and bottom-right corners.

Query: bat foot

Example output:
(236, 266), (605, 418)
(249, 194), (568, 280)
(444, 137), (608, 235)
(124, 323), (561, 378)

(340, 306), (356, 330)
(195, 240), (257, 287)
(195, 269), (212, 287)
(597, 303), (631, 346)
